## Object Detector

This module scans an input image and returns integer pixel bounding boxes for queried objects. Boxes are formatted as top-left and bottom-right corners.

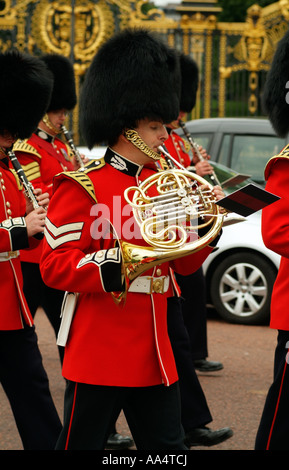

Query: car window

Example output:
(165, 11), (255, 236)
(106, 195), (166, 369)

(218, 134), (231, 166)
(229, 135), (285, 183)
(189, 133), (213, 152)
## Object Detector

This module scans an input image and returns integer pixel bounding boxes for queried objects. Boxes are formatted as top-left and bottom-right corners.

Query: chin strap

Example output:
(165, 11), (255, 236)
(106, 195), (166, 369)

(42, 113), (59, 134)
(124, 129), (161, 161)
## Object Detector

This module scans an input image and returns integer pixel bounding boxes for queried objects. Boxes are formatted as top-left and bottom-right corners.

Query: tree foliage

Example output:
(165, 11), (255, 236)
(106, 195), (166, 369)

(217, 0), (276, 22)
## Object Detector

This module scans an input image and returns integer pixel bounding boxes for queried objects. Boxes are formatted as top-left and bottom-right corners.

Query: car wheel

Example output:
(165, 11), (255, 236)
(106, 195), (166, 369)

(210, 252), (276, 325)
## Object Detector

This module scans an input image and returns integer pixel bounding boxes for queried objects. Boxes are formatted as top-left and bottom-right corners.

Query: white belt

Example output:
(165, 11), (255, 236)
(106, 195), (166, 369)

(0, 250), (19, 262)
(128, 275), (170, 294)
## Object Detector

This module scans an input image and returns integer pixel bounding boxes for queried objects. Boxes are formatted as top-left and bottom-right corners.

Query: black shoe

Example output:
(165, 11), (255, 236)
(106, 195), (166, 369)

(106, 432), (134, 450)
(185, 427), (233, 447)
(194, 359), (224, 372)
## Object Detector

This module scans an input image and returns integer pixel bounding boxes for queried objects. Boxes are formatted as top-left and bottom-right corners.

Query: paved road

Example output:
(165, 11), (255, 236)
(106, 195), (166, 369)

(0, 308), (277, 451)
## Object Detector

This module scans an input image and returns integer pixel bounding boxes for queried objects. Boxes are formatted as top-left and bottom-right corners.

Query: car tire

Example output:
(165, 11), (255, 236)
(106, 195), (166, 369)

(210, 252), (276, 325)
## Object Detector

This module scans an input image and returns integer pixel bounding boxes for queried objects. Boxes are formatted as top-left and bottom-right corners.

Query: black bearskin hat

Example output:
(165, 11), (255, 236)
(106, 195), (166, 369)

(80, 28), (181, 148)
(179, 53), (199, 113)
(41, 54), (76, 112)
(0, 50), (53, 139)
(262, 29), (289, 137)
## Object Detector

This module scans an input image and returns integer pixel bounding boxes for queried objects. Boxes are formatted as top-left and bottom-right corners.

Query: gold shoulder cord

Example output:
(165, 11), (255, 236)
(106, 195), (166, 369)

(58, 170), (96, 202)
(42, 114), (59, 134)
(124, 129), (161, 161)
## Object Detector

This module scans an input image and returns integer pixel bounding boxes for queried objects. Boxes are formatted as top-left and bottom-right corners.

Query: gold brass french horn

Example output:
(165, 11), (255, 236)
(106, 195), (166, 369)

(111, 146), (224, 306)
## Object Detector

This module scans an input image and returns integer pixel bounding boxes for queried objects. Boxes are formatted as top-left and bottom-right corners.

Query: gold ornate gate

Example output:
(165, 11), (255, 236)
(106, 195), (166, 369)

(0, 0), (288, 143)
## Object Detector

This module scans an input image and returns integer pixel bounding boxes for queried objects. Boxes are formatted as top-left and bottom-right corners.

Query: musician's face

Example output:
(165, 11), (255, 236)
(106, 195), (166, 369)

(0, 131), (17, 155)
(125, 118), (168, 165)
(136, 118), (168, 152)
(47, 109), (68, 134)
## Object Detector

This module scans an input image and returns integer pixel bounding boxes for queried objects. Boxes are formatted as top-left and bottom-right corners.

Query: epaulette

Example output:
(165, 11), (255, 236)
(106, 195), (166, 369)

(13, 139), (41, 159)
(54, 158), (106, 203)
(264, 144), (289, 180)
(82, 158), (106, 173)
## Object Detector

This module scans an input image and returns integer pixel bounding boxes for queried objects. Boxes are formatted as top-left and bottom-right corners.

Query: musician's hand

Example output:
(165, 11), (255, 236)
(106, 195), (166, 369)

(35, 189), (49, 209)
(25, 196), (34, 215)
(82, 154), (90, 164)
(212, 185), (225, 201)
(24, 188), (49, 214)
(195, 160), (214, 177)
(192, 145), (211, 164)
(25, 207), (46, 237)
(212, 185), (227, 214)
(73, 153), (89, 170)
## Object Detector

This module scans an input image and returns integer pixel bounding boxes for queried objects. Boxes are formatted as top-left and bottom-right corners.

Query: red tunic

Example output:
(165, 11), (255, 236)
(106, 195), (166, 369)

(13, 132), (74, 263)
(40, 151), (213, 387)
(165, 130), (191, 168)
(0, 159), (35, 330)
(262, 147), (289, 330)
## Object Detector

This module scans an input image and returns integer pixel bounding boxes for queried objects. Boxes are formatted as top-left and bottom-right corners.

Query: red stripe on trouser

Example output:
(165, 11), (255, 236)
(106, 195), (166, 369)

(266, 360), (288, 450)
(64, 382), (78, 450)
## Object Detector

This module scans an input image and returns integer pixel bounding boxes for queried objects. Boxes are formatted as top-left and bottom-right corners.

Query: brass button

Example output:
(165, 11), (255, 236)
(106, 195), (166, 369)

(156, 268), (162, 276)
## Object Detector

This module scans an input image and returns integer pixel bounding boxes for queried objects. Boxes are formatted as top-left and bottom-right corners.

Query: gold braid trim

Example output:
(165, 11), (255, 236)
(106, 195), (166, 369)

(124, 129), (161, 161)
(21, 161), (41, 181)
(13, 139), (41, 159)
(54, 158), (106, 203)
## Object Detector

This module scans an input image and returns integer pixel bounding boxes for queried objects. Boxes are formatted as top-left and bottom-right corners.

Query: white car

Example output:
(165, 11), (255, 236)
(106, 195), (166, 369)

(203, 211), (280, 325)
(78, 146), (105, 159)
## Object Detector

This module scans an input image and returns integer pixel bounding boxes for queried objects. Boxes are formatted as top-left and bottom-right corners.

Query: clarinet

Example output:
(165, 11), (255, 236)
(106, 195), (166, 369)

(8, 149), (40, 209)
(179, 119), (221, 186)
(8, 149), (44, 239)
(61, 125), (85, 169)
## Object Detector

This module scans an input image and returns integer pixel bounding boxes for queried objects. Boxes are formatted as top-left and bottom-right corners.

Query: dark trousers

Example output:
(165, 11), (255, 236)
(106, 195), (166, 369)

(175, 268), (208, 360)
(0, 325), (62, 449)
(21, 261), (65, 362)
(255, 330), (289, 450)
(167, 297), (212, 432)
(56, 380), (186, 450)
